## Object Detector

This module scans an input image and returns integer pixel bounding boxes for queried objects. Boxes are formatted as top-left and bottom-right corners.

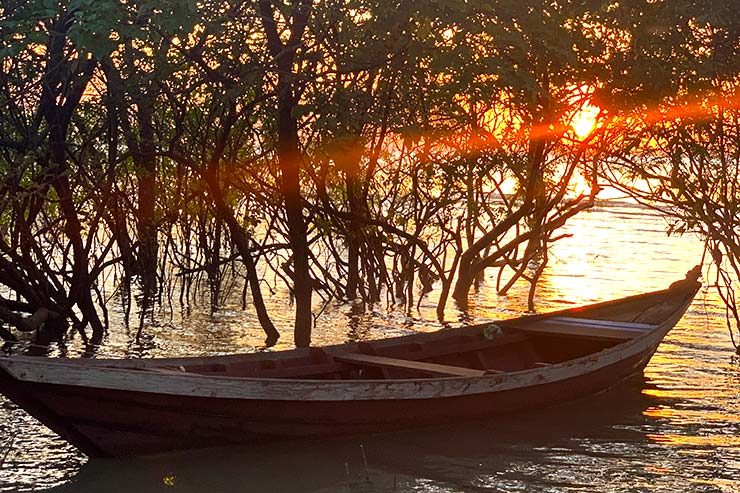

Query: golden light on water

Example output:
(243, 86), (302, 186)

(643, 406), (740, 424)
(646, 433), (740, 448)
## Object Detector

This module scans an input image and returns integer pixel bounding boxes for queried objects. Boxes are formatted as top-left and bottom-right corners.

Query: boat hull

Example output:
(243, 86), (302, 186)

(0, 341), (659, 457)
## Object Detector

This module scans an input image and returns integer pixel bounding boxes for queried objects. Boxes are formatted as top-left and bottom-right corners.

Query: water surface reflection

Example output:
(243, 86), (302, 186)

(42, 378), (687, 493)
(1, 203), (739, 492)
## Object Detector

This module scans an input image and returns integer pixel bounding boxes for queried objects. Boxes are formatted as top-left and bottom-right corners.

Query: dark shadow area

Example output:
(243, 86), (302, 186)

(40, 377), (673, 493)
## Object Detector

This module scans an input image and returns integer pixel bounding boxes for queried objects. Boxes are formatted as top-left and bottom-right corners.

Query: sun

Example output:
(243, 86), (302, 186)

(571, 102), (601, 139)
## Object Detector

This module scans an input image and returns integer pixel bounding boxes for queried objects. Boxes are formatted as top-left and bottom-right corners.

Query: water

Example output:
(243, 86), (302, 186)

(1, 202), (739, 492)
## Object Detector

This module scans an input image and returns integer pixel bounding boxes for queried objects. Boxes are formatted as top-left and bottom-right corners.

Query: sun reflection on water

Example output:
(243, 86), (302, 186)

(646, 433), (740, 448)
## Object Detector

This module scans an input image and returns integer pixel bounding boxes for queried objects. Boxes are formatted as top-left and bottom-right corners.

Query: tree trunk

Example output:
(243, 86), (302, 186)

(451, 138), (546, 303)
(259, 0), (315, 347)
(277, 93), (313, 347)
(135, 99), (159, 299)
(202, 171), (280, 345)
(341, 138), (365, 300)
(38, 14), (102, 343)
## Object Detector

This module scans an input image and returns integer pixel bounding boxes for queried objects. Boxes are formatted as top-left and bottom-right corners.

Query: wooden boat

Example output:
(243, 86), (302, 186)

(0, 269), (701, 458)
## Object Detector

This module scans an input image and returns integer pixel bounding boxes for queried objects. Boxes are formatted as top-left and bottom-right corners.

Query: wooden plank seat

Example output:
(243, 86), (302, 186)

(551, 317), (656, 329)
(370, 332), (530, 361)
(332, 352), (487, 377)
(516, 316), (657, 341)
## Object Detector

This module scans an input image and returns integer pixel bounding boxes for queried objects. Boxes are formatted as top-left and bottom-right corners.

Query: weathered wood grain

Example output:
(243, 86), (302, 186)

(333, 352), (487, 377)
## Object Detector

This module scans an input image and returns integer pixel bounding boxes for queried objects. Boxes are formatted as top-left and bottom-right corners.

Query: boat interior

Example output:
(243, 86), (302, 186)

(166, 318), (653, 381)
(105, 285), (689, 382)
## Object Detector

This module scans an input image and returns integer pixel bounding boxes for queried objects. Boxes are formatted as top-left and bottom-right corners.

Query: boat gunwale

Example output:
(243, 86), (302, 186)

(0, 327), (668, 400)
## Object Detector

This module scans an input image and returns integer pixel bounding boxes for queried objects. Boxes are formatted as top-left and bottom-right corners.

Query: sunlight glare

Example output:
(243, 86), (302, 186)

(571, 103), (600, 139)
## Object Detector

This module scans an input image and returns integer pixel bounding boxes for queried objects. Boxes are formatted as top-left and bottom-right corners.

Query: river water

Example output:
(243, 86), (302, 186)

(1, 202), (738, 492)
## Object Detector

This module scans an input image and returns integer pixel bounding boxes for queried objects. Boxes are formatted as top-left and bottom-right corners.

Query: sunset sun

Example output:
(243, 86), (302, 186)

(571, 103), (600, 139)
